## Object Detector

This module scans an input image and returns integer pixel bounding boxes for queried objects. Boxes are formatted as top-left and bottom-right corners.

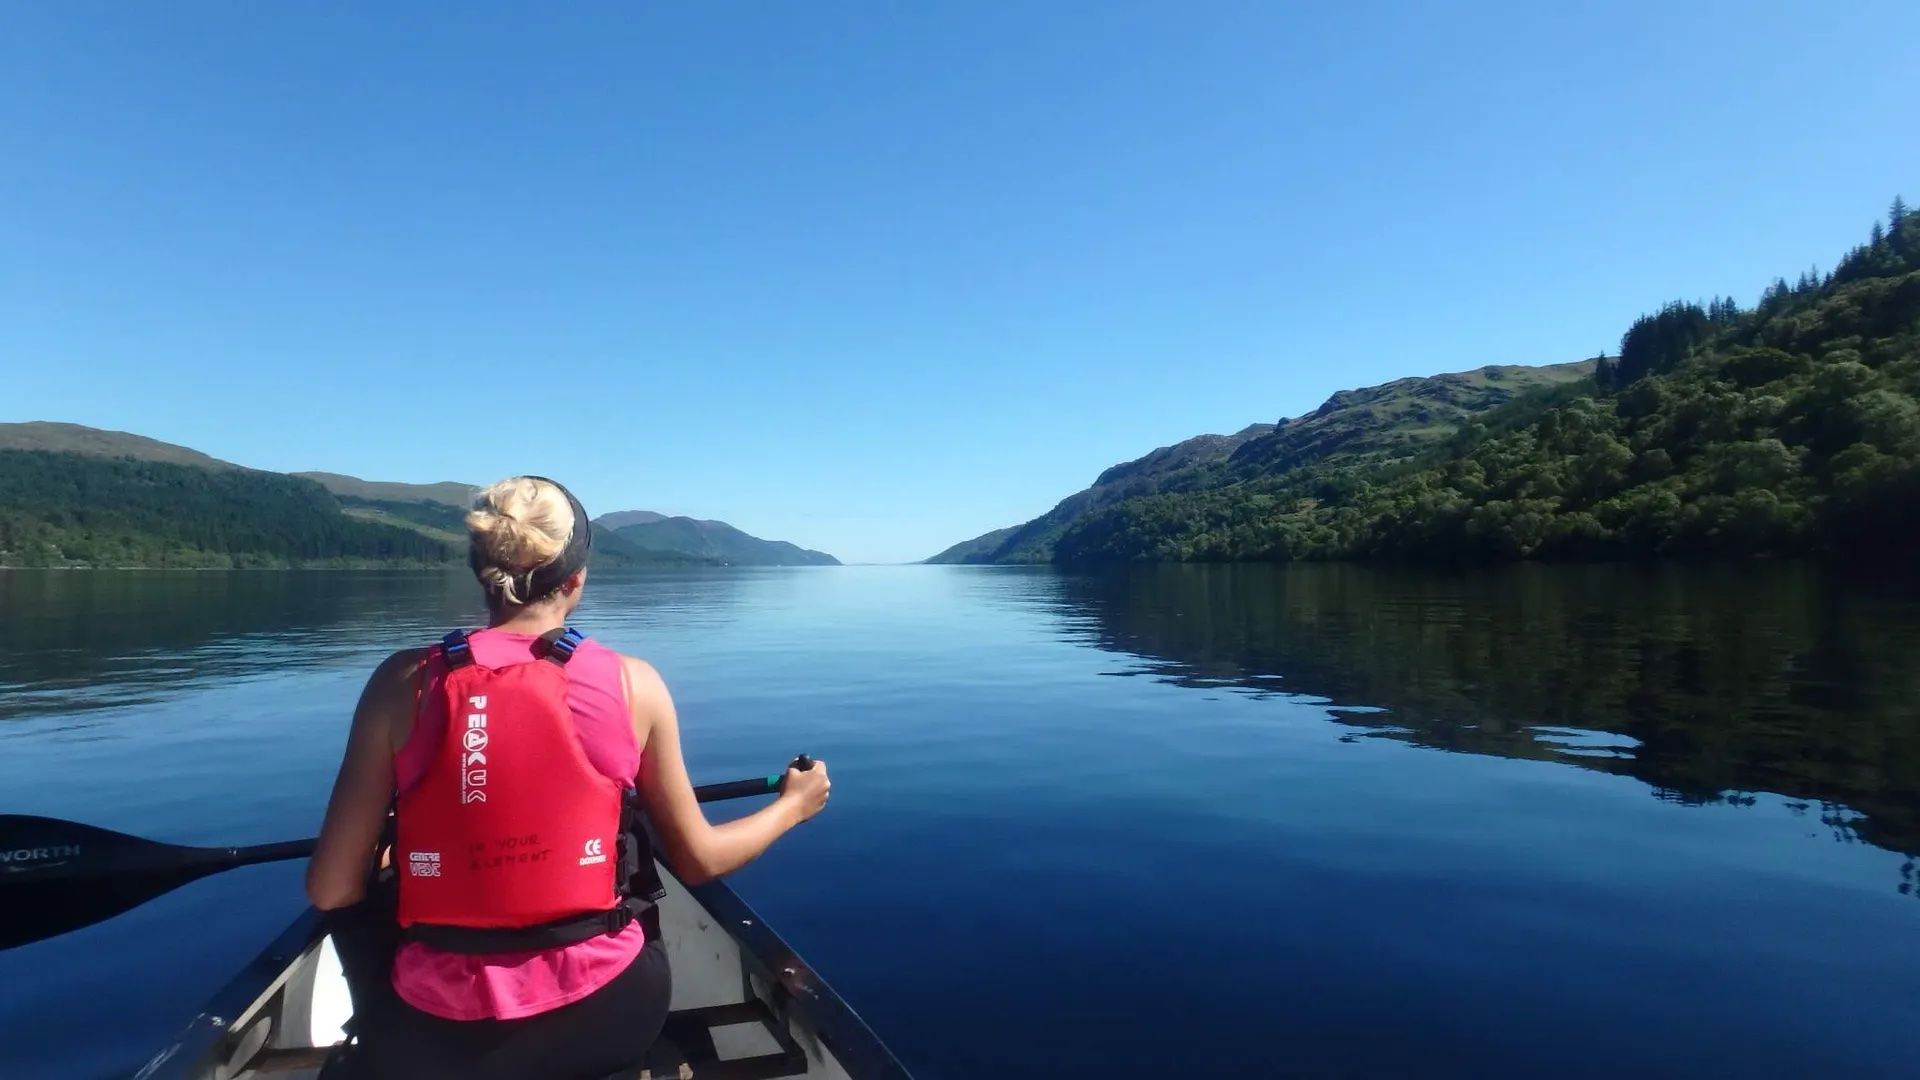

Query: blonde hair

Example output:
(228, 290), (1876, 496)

(466, 476), (576, 607)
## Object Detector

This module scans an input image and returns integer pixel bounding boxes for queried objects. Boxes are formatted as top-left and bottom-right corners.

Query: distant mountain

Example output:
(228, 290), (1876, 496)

(595, 509), (668, 530)
(598, 512), (839, 566)
(929, 360), (1594, 564)
(297, 473), (814, 566)
(928, 422), (1280, 564)
(0, 421), (240, 470)
(294, 472), (475, 544)
(295, 472), (472, 508)
(589, 523), (719, 566)
(925, 524), (1021, 565)
(932, 421), (1295, 564)
(0, 423), (771, 569)
(295, 476), (731, 565)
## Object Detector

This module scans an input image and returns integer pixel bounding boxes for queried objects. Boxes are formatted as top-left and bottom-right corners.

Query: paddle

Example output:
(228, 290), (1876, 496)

(1, 757), (816, 951)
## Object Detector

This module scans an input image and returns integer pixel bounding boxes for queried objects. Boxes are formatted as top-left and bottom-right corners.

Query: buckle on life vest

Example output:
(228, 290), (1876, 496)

(538, 626), (585, 667)
(603, 900), (637, 935)
(442, 630), (474, 668)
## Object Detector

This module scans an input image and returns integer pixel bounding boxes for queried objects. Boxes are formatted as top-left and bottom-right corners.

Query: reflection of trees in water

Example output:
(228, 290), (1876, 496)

(0, 568), (758, 725)
(0, 570), (482, 722)
(1051, 562), (1920, 863)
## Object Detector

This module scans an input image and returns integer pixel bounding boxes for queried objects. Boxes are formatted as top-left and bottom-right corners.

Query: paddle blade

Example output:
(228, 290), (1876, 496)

(1, 869), (206, 951)
(0, 816), (218, 950)
(0, 815), (184, 883)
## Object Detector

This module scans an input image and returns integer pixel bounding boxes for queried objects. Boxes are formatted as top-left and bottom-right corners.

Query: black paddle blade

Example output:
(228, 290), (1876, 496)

(0, 816), (217, 951)
(0, 815), (181, 883)
(1, 869), (207, 951)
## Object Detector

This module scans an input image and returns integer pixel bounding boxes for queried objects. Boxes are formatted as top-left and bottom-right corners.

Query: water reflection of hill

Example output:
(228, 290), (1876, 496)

(0, 571), (479, 722)
(1052, 563), (1920, 856)
(0, 568), (754, 724)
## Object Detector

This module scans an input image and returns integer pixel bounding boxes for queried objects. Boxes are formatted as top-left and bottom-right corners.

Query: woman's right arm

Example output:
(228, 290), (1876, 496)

(626, 656), (829, 884)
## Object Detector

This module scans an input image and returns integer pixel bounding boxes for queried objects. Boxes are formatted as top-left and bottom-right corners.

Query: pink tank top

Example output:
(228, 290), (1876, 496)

(389, 629), (648, 1021)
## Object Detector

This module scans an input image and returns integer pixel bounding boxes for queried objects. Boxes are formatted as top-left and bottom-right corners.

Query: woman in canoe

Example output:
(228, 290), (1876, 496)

(306, 475), (831, 1079)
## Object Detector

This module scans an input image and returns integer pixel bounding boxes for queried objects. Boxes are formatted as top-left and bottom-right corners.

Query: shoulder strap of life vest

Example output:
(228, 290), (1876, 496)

(444, 626), (582, 668)
(536, 626), (585, 667)
(442, 629), (474, 669)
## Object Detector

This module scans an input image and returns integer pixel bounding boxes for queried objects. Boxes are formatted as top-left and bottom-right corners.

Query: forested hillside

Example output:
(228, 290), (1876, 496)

(1050, 200), (1920, 563)
(0, 451), (453, 567)
(0, 427), (810, 568)
(931, 363), (1592, 563)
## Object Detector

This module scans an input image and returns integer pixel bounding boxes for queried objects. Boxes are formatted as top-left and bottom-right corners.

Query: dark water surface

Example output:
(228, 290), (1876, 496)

(1, 564), (1916, 1078)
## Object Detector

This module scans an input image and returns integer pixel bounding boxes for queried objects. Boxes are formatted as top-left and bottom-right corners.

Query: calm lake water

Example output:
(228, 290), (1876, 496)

(1, 564), (1917, 1078)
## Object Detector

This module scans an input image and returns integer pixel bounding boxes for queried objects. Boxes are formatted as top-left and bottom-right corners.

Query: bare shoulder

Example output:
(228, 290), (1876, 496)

(375, 647), (431, 683)
(618, 654), (670, 696)
(359, 647), (429, 708)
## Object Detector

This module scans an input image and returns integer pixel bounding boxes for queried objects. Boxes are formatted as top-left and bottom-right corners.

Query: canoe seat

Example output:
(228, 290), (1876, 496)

(224, 1000), (811, 1080)
(639, 999), (809, 1080)
(227, 1037), (336, 1068)
(229, 1044), (334, 1076)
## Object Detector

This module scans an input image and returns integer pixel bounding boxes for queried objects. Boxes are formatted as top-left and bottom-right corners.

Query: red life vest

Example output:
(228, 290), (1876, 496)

(395, 628), (653, 951)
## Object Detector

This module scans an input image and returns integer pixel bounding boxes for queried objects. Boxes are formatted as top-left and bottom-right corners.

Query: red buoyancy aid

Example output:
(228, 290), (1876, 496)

(395, 628), (653, 951)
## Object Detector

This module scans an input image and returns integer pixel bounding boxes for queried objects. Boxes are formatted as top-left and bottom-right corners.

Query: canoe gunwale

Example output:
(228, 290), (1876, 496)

(134, 907), (327, 1079)
(684, 876), (911, 1080)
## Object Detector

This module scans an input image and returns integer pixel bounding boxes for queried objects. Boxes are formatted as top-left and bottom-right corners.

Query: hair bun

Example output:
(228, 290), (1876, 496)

(466, 477), (574, 606)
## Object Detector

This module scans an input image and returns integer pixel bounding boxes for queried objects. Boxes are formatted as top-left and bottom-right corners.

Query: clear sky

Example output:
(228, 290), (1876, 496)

(3, 4), (1915, 563)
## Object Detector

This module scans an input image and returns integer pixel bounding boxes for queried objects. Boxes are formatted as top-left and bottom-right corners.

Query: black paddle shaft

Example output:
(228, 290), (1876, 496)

(1, 757), (815, 950)
(691, 753), (816, 803)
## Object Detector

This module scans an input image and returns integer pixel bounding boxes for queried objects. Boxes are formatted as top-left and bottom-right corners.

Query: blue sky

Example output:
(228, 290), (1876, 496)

(3, 4), (1915, 563)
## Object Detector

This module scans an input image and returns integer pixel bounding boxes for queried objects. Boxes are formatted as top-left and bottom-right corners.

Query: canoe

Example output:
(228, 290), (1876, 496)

(132, 864), (911, 1079)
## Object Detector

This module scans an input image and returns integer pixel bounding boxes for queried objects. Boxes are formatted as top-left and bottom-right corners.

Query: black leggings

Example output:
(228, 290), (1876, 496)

(357, 938), (671, 1080)
(327, 898), (671, 1080)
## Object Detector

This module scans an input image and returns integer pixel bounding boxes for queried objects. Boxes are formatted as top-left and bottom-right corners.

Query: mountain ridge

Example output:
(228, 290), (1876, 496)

(596, 509), (668, 530)
(0, 422), (242, 471)
(294, 472), (473, 508)
(598, 511), (840, 566)
(929, 360), (1595, 563)
(0, 423), (838, 569)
